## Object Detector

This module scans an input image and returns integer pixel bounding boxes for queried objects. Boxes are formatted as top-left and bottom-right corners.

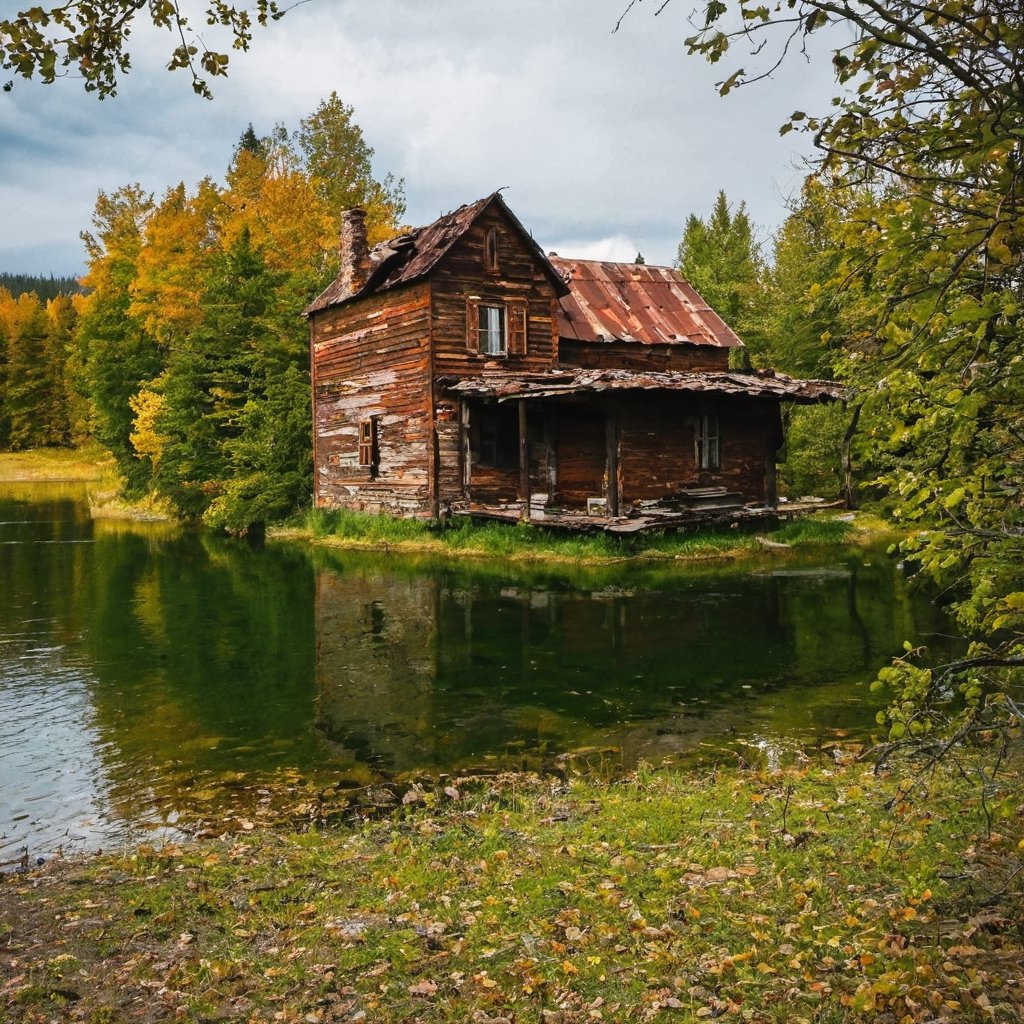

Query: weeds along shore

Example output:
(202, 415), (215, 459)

(2, 752), (1022, 1023)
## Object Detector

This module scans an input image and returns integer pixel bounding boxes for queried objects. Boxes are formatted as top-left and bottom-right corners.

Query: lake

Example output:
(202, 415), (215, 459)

(0, 483), (955, 862)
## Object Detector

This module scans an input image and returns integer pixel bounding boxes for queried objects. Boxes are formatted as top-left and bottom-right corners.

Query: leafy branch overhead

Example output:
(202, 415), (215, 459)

(672, 0), (1024, 745)
(0, 0), (287, 98)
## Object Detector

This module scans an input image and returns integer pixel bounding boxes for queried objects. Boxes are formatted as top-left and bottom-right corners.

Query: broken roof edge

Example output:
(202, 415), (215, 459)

(303, 191), (568, 317)
(438, 367), (846, 405)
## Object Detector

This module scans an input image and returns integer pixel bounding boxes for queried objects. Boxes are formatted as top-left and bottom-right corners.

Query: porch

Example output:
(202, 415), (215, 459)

(438, 369), (843, 521)
(449, 493), (843, 535)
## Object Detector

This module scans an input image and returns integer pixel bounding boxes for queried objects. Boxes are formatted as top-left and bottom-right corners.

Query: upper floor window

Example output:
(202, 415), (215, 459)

(477, 303), (507, 355)
(484, 227), (499, 272)
(467, 297), (527, 356)
(697, 413), (720, 470)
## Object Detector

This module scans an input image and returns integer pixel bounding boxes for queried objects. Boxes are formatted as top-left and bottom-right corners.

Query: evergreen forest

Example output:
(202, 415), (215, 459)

(0, 273), (82, 302)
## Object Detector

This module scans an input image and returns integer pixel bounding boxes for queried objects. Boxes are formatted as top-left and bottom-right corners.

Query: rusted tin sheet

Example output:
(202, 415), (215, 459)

(550, 257), (743, 348)
(440, 367), (845, 404)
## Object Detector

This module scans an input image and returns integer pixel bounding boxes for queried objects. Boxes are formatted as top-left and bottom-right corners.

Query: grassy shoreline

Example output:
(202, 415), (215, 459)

(2, 754), (1021, 1023)
(1, 445), (898, 563)
(272, 506), (898, 568)
(0, 444), (116, 484)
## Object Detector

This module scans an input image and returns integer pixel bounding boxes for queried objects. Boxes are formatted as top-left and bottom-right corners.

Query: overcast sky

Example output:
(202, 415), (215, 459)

(0, 0), (840, 276)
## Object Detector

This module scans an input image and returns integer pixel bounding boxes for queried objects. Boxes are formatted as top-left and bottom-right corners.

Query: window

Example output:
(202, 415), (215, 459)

(697, 413), (720, 470)
(473, 404), (519, 468)
(358, 418), (379, 475)
(484, 227), (499, 272)
(478, 303), (506, 355)
(467, 298), (527, 357)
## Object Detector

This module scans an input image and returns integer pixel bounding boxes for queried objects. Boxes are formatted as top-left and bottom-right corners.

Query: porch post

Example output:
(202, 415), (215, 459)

(765, 449), (778, 508)
(518, 399), (529, 521)
(606, 409), (620, 517)
(460, 400), (471, 499)
(430, 425), (441, 519)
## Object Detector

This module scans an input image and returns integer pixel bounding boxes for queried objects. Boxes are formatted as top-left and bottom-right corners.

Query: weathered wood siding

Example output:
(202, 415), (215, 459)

(311, 281), (432, 515)
(431, 205), (560, 379)
(554, 405), (607, 508)
(614, 396), (692, 502)
(559, 339), (730, 373)
(614, 393), (782, 504)
(429, 205), (561, 504)
(434, 402), (463, 507)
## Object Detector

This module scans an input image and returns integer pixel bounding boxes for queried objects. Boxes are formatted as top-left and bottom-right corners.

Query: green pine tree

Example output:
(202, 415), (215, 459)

(4, 293), (51, 448)
(676, 191), (763, 345)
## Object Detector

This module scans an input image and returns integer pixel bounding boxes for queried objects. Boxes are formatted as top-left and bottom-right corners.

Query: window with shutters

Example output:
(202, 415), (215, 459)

(467, 298), (528, 357)
(358, 418), (379, 475)
(696, 413), (720, 471)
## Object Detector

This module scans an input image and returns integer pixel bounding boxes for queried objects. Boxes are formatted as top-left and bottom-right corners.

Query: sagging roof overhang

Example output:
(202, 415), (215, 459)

(439, 368), (845, 404)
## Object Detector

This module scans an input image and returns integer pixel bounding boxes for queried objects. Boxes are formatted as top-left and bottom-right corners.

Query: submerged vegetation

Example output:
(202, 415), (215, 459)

(2, 752), (1022, 1023)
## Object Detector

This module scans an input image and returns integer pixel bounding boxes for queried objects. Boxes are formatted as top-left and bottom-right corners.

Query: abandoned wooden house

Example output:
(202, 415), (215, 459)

(304, 193), (842, 531)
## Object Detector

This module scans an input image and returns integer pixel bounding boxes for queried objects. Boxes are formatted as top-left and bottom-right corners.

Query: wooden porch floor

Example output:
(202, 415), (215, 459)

(451, 497), (843, 535)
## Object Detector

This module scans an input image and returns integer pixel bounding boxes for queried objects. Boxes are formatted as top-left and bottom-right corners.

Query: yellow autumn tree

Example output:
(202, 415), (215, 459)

(130, 180), (224, 345)
(79, 98), (403, 528)
(128, 384), (169, 468)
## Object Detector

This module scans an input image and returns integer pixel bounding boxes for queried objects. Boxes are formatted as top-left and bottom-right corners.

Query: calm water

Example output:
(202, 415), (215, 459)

(0, 484), (956, 860)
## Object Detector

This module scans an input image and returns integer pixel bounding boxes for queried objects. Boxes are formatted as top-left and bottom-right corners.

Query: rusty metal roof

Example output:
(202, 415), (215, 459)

(440, 367), (843, 404)
(305, 193), (566, 315)
(551, 257), (743, 348)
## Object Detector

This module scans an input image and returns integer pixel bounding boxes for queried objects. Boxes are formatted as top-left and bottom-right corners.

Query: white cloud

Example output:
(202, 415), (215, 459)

(547, 235), (641, 263)
(0, 0), (840, 274)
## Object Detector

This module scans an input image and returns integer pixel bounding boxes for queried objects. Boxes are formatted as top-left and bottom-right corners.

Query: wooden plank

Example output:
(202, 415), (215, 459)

(606, 410), (619, 517)
(311, 280), (433, 515)
(518, 400), (529, 519)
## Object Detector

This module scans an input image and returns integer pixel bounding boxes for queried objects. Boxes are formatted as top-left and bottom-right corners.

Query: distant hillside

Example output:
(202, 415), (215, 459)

(0, 273), (84, 302)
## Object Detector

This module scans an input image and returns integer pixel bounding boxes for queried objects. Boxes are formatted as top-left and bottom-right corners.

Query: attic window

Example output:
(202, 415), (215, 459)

(484, 227), (499, 272)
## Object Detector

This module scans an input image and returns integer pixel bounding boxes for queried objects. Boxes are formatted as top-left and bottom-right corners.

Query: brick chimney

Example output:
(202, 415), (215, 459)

(339, 208), (371, 297)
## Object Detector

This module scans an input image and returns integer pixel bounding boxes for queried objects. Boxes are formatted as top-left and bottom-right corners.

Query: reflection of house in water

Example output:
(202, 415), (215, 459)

(313, 557), (930, 775)
(315, 566), (599, 771)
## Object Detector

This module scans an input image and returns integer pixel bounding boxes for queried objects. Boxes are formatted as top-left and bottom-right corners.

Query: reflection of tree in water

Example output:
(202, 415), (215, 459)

(1, 491), (959, 855)
(69, 530), (319, 810)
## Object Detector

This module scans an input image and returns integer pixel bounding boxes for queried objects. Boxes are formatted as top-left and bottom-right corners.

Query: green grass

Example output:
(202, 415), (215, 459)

(297, 506), (857, 564)
(2, 751), (1021, 1023)
(0, 442), (116, 483)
